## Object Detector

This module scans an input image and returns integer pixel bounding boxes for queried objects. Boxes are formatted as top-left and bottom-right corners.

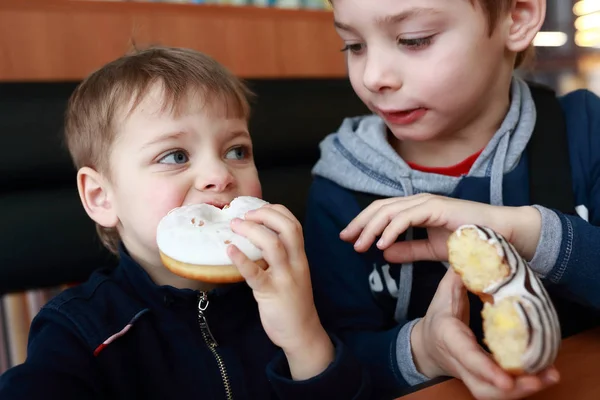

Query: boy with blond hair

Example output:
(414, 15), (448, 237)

(305, 0), (600, 399)
(0, 46), (371, 399)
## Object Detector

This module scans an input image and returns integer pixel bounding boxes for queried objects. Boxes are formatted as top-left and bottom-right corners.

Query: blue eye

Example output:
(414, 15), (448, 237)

(225, 146), (247, 160)
(159, 150), (189, 164)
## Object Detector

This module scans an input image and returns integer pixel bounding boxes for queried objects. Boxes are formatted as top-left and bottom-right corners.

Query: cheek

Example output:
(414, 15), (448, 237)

(348, 59), (368, 101)
(416, 39), (492, 109)
(146, 179), (188, 215)
(142, 179), (189, 244)
(424, 62), (470, 102)
(247, 180), (262, 199)
(237, 168), (262, 198)
(120, 175), (187, 224)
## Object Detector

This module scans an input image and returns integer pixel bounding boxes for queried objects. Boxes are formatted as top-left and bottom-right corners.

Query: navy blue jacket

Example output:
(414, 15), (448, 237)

(0, 247), (370, 399)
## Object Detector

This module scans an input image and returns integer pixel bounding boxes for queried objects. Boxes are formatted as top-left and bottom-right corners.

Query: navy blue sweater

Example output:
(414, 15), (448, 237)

(0, 247), (371, 399)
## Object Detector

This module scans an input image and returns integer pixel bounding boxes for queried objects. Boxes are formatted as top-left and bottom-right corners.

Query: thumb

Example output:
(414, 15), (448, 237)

(435, 267), (463, 298)
(383, 239), (442, 264)
(440, 267), (470, 325)
(432, 268), (470, 322)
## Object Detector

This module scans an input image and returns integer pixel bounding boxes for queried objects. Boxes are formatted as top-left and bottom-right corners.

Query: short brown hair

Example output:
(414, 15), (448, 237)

(473, 0), (533, 68)
(64, 46), (253, 254)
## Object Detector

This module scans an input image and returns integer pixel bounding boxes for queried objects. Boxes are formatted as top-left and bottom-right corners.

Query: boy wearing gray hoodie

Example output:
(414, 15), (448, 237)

(305, 1), (600, 399)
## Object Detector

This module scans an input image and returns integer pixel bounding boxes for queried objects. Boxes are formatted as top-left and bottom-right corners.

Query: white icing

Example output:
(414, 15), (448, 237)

(156, 196), (269, 265)
(459, 225), (561, 374)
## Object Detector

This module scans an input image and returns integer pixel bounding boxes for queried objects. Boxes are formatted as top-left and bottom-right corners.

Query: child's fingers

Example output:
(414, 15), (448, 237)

(436, 273), (540, 395)
(351, 210), (396, 252)
(508, 367), (559, 394)
(512, 375), (545, 392)
(227, 244), (269, 292)
(452, 357), (517, 399)
(350, 204), (415, 251)
(446, 327), (514, 389)
(262, 204), (298, 223)
(383, 240), (440, 264)
(248, 205), (297, 228)
(431, 268), (467, 313)
(488, 371), (557, 400)
(539, 366), (560, 385)
(340, 198), (397, 241)
(243, 208), (304, 263)
(459, 369), (510, 400)
(352, 195), (436, 251)
(456, 359), (546, 400)
(465, 374), (549, 400)
(378, 201), (448, 249)
(376, 215), (411, 250)
(459, 347), (511, 389)
(230, 219), (289, 272)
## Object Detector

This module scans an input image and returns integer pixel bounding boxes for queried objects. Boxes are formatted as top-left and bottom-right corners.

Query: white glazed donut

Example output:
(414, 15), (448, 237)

(447, 225), (561, 375)
(156, 196), (269, 283)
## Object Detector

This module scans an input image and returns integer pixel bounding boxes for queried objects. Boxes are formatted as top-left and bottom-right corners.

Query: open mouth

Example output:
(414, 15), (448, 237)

(379, 107), (427, 125)
(204, 201), (230, 210)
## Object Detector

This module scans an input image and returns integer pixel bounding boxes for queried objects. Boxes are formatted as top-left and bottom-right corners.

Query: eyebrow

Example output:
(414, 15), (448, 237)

(141, 129), (250, 150)
(334, 7), (441, 31)
(141, 131), (186, 149)
(222, 130), (251, 142)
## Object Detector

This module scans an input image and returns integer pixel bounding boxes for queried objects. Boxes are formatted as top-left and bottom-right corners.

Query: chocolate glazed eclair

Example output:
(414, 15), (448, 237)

(448, 225), (561, 374)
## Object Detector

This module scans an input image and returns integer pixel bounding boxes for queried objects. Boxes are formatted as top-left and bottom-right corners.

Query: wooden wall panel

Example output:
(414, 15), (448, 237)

(276, 18), (346, 77)
(0, 0), (347, 81)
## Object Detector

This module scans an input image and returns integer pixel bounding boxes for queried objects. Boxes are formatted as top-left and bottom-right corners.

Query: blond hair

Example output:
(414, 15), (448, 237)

(64, 46), (253, 254)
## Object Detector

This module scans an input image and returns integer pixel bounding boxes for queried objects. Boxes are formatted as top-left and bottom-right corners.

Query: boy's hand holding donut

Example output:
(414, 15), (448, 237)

(412, 269), (559, 400)
(341, 194), (561, 399)
(227, 204), (334, 380)
(340, 194), (542, 265)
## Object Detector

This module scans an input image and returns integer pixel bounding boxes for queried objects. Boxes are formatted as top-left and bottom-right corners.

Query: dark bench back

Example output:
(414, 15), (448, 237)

(0, 79), (369, 294)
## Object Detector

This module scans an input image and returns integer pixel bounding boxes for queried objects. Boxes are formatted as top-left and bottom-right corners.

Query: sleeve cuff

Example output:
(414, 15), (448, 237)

(266, 334), (369, 399)
(395, 318), (429, 386)
(529, 205), (562, 278)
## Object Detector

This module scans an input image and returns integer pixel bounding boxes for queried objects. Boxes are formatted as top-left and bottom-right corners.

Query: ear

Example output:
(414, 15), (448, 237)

(505, 0), (546, 53)
(77, 167), (119, 228)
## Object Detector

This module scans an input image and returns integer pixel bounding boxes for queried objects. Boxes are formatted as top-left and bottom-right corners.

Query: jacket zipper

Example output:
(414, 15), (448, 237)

(198, 292), (233, 400)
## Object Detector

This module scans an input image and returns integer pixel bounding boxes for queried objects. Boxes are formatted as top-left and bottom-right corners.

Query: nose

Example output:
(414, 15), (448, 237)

(363, 49), (402, 93)
(194, 162), (234, 192)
